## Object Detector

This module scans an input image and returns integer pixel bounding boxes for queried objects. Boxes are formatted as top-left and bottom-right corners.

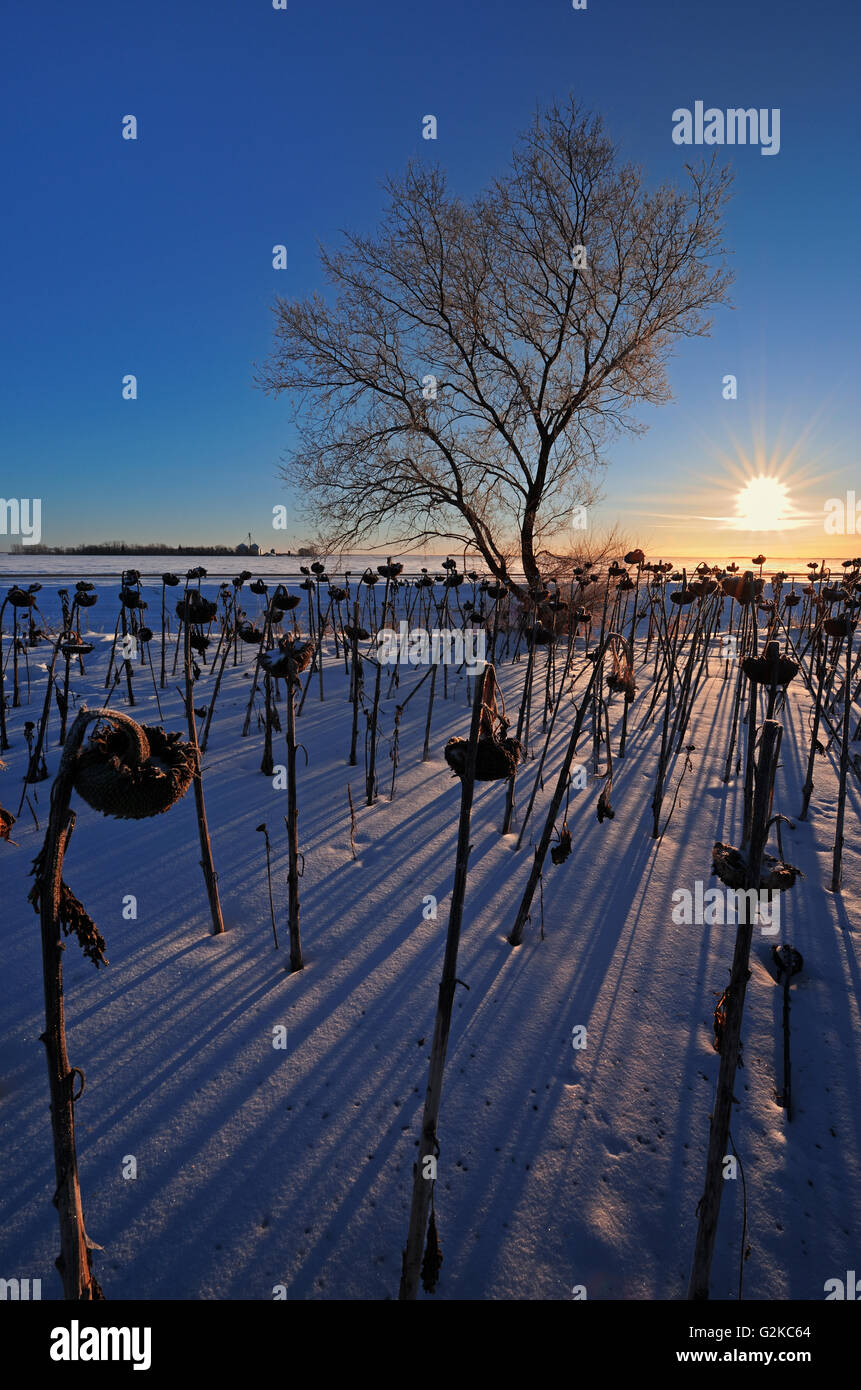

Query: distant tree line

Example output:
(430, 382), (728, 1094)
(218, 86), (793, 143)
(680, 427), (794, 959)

(10, 542), (240, 556)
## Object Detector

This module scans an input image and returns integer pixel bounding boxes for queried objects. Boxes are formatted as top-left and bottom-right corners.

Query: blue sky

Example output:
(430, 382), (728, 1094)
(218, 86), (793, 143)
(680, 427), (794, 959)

(1, 0), (858, 557)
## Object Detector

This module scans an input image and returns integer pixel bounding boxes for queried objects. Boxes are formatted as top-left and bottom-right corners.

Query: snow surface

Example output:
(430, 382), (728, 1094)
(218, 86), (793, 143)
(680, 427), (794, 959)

(0, 579), (858, 1300)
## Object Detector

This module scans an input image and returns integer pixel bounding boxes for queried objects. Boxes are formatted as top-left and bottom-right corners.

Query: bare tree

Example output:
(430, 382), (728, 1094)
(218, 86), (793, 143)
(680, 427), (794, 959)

(257, 96), (733, 598)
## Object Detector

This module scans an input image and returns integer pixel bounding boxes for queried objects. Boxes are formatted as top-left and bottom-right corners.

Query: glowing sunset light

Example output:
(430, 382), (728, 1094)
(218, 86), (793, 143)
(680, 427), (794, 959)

(733, 475), (793, 531)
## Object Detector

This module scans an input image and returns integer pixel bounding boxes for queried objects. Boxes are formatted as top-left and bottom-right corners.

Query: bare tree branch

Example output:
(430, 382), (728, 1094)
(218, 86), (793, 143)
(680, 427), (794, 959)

(255, 95), (733, 596)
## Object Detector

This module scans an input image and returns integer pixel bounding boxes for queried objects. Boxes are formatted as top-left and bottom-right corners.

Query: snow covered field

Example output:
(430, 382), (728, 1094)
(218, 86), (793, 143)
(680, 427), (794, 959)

(1, 572), (858, 1301)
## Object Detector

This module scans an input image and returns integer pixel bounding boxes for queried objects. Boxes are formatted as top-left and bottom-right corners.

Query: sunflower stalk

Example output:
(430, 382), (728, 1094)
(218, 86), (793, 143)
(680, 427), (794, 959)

(688, 718), (782, 1301)
(399, 662), (494, 1299)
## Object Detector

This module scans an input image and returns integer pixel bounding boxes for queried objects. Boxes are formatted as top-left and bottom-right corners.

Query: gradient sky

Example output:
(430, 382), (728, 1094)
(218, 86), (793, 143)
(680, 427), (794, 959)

(1, 0), (858, 559)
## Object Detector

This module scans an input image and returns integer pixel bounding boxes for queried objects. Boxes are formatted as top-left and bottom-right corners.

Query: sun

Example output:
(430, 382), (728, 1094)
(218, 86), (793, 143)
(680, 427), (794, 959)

(733, 476), (793, 531)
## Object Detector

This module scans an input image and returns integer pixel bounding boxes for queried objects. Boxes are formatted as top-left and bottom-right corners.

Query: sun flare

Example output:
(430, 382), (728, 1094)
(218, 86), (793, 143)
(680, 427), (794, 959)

(733, 476), (793, 532)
